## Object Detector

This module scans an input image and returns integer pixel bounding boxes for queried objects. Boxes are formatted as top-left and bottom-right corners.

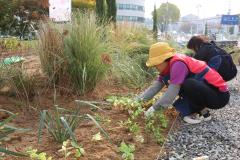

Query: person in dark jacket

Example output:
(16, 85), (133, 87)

(187, 35), (237, 81)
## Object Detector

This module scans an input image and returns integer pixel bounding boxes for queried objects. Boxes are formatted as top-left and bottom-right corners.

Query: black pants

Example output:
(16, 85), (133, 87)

(180, 78), (230, 114)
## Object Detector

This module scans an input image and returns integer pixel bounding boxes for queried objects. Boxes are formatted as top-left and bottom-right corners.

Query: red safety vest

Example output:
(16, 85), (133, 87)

(170, 54), (228, 92)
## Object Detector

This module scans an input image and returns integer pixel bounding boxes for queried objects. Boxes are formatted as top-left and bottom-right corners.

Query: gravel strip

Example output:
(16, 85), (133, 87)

(160, 66), (240, 160)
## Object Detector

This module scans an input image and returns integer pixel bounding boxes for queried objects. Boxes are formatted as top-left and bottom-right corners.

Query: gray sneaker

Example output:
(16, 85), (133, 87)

(183, 111), (212, 124)
(183, 114), (203, 124)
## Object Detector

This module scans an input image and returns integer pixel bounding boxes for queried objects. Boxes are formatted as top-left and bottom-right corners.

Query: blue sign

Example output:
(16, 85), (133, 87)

(221, 15), (239, 25)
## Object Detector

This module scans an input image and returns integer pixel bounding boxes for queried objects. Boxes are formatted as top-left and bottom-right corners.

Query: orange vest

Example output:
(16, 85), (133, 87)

(170, 54), (228, 91)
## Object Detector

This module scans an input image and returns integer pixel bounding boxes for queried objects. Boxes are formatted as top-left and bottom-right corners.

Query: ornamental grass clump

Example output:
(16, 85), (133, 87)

(37, 12), (111, 94)
(64, 12), (111, 94)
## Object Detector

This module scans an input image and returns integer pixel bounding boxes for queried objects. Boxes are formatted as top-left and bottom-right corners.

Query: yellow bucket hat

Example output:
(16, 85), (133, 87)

(146, 42), (175, 67)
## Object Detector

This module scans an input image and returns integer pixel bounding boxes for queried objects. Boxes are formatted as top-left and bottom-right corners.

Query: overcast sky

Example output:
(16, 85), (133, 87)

(145, 0), (240, 18)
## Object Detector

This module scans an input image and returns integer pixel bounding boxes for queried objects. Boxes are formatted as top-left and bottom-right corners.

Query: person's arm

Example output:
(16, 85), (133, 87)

(136, 80), (165, 101)
(145, 61), (189, 117)
(152, 84), (180, 109)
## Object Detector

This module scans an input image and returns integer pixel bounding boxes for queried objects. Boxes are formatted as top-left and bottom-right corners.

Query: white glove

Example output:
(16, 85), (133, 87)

(144, 106), (155, 118)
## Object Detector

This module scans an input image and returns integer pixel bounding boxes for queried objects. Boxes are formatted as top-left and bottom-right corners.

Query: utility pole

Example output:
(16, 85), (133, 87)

(196, 4), (201, 34)
(165, 0), (169, 38)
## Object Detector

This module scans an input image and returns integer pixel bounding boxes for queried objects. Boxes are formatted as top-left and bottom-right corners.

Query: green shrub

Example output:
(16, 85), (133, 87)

(109, 22), (156, 88)
(0, 65), (36, 104)
(110, 22), (155, 56)
(112, 54), (147, 88)
(223, 46), (240, 64)
(0, 38), (20, 52)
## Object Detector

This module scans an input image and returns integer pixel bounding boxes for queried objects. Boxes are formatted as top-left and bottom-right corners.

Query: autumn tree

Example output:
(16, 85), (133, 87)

(156, 2), (180, 32)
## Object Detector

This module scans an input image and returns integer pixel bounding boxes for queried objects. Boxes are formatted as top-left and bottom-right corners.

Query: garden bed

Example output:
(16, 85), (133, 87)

(1, 92), (178, 160)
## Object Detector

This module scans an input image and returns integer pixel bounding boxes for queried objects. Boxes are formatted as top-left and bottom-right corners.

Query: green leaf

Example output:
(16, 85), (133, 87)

(86, 114), (112, 143)
(0, 147), (27, 157)
(38, 110), (47, 144)
(60, 117), (77, 143)
(92, 132), (102, 141)
(75, 100), (106, 113)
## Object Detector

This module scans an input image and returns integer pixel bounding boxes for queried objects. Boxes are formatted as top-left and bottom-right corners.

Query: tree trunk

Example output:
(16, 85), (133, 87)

(96, 0), (105, 21)
(106, 0), (116, 23)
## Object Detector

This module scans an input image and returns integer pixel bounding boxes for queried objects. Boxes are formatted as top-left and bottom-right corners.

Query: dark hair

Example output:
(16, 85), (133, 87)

(187, 35), (208, 52)
(164, 57), (172, 62)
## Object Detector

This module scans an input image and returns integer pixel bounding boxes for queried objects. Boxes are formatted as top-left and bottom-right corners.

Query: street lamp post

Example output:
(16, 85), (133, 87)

(196, 4), (202, 34)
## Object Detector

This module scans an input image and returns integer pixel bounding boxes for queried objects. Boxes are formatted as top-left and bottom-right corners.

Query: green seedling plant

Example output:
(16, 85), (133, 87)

(121, 118), (140, 134)
(106, 96), (143, 111)
(119, 106), (145, 135)
(94, 113), (111, 124)
(58, 140), (85, 159)
(130, 106), (145, 120)
(134, 134), (144, 143)
(92, 132), (102, 141)
(118, 142), (135, 160)
(145, 110), (168, 144)
(25, 147), (52, 160)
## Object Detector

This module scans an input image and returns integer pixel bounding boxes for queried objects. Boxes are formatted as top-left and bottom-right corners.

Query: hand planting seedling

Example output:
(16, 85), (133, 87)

(118, 142), (135, 160)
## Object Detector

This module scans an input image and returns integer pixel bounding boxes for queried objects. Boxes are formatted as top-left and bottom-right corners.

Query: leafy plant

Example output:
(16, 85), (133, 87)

(106, 96), (143, 111)
(58, 140), (85, 159)
(0, 109), (28, 157)
(145, 111), (168, 144)
(38, 105), (81, 143)
(25, 147), (52, 160)
(38, 100), (111, 144)
(120, 118), (140, 134)
(118, 142), (135, 160)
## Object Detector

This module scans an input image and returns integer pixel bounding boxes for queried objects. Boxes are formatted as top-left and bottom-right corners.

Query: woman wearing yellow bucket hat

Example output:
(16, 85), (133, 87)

(136, 42), (230, 124)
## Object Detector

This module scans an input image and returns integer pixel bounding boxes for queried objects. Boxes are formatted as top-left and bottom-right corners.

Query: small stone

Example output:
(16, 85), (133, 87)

(192, 156), (209, 160)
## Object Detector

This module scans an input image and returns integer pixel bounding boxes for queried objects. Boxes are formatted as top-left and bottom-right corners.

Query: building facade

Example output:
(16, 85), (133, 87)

(116, 0), (145, 23)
